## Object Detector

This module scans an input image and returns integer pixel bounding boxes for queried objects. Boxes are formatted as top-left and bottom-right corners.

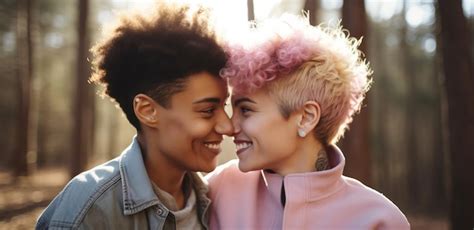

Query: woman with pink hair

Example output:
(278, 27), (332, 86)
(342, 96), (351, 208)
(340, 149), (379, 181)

(207, 15), (409, 229)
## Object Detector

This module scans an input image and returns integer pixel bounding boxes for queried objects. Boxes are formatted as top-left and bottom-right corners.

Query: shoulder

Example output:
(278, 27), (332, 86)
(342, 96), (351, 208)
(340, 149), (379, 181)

(341, 176), (410, 228)
(206, 159), (239, 184)
(78, 184), (127, 229)
(206, 159), (260, 186)
(37, 158), (123, 229)
(205, 159), (260, 196)
(342, 176), (397, 207)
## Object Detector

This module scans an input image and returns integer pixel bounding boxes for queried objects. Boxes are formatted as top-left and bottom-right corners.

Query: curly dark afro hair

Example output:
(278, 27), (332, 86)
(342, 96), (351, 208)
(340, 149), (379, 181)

(90, 2), (227, 131)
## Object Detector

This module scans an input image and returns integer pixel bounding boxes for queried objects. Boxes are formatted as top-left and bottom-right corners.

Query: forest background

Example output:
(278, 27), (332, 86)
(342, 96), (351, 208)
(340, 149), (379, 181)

(0, 0), (473, 229)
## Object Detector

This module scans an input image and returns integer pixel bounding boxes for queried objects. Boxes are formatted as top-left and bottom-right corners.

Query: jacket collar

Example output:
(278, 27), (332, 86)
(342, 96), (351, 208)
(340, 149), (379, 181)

(119, 136), (211, 220)
(119, 136), (159, 215)
(189, 172), (211, 229)
(261, 144), (346, 203)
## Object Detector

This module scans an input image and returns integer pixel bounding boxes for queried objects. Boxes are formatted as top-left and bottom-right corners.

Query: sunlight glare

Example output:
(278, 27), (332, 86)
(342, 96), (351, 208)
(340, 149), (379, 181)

(463, 0), (473, 16)
(366, 0), (402, 22)
(107, 0), (249, 44)
(406, 4), (434, 28)
(422, 36), (436, 54)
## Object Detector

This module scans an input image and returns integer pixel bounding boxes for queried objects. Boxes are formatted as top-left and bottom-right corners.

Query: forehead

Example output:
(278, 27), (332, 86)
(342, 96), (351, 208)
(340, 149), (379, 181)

(231, 88), (272, 104)
(171, 72), (228, 105)
(187, 72), (226, 90)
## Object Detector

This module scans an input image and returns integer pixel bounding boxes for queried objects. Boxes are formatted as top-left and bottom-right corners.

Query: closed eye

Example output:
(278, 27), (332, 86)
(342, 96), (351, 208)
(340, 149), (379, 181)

(201, 108), (216, 114)
(240, 106), (252, 115)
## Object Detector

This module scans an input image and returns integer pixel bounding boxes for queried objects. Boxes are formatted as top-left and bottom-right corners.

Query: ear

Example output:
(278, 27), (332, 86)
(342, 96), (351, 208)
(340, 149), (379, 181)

(133, 94), (159, 127)
(296, 101), (321, 137)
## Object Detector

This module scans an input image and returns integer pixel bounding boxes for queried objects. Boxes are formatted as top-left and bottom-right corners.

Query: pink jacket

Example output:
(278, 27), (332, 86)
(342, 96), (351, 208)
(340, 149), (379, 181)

(207, 146), (410, 229)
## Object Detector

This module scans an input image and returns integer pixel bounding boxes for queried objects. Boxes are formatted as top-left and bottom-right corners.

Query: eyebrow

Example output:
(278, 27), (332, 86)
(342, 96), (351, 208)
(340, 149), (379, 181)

(233, 97), (256, 106)
(192, 97), (221, 104)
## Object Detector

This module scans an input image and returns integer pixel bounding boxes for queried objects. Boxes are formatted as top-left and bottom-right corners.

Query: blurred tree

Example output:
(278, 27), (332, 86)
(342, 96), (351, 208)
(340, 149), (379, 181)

(340, 0), (371, 186)
(13, 0), (37, 177)
(35, 0), (77, 168)
(247, 0), (255, 21)
(0, 0), (19, 170)
(303, 0), (319, 25)
(400, 0), (419, 207)
(71, 0), (94, 177)
(368, 19), (390, 200)
(437, 0), (474, 228)
(366, 1), (448, 217)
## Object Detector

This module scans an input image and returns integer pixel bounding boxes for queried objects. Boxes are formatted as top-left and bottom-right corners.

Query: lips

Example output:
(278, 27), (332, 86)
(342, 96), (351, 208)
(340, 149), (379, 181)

(203, 141), (222, 154)
(234, 139), (253, 155)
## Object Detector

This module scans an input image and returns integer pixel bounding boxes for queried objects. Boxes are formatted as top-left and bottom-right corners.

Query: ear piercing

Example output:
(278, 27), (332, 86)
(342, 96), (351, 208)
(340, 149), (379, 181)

(298, 129), (306, 138)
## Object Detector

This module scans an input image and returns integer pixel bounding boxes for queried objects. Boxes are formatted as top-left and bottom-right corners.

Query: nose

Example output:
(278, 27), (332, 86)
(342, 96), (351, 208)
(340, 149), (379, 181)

(215, 110), (234, 136)
(230, 113), (241, 136)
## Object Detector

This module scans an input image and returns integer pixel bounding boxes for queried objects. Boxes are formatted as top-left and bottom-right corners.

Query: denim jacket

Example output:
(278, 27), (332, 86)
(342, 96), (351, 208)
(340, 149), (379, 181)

(36, 137), (211, 230)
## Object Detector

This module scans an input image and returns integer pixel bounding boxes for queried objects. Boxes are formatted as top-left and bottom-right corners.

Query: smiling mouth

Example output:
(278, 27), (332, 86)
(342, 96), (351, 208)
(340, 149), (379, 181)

(234, 140), (253, 154)
(204, 143), (221, 150)
(203, 141), (222, 154)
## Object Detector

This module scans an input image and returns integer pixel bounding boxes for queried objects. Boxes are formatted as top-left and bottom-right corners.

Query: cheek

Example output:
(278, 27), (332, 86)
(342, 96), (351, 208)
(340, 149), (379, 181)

(186, 119), (215, 139)
(161, 118), (215, 156)
(166, 110), (213, 136)
(264, 127), (296, 154)
(240, 117), (260, 138)
(243, 116), (296, 153)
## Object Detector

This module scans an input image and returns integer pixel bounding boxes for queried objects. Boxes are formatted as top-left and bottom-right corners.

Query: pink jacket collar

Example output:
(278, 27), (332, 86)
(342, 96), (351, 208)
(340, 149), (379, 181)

(261, 145), (346, 203)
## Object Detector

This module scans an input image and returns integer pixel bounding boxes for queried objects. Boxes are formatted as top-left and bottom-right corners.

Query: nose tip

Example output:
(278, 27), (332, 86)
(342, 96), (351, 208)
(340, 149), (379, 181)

(216, 113), (234, 136)
(231, 115), (241, 136)
(220, 121), (234, 136)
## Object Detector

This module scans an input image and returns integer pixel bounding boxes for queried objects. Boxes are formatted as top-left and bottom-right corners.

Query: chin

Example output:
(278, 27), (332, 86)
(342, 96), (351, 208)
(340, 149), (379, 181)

(199, 162), (218, 173)
(238, 161), (255, 173)
(200, 166), (215, 173)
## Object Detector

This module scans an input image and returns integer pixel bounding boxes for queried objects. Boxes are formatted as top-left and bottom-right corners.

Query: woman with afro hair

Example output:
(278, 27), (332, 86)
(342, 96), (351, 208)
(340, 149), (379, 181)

(37, 2), (233, 229)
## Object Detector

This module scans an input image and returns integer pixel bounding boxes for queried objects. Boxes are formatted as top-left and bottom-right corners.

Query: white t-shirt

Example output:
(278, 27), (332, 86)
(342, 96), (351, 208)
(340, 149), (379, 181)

(152, 178), (203, 230)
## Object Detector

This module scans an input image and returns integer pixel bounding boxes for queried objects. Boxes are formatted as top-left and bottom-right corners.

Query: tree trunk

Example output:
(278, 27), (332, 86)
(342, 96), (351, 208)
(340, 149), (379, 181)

(247, 0), (255, 21)
(400, 0), (419, 207)
(303, 0), (319, 26)
(371, 21), (389, 195)
(340, 0), (371, 186)
(13, 0), (34, 177)
(437, 0), (474, 228)
(71, 0), (94, 177)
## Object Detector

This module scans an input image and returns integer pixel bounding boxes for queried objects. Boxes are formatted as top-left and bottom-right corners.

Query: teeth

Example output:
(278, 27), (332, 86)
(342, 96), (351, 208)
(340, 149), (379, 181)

(236, 142), (252, 151)
(204, 143), (220, 150)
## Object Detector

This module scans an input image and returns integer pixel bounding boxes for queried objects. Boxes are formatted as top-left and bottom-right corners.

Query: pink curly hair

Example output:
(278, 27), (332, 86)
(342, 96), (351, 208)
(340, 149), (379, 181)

(220, 15), (372, 144)
(220, 15), (325, 94)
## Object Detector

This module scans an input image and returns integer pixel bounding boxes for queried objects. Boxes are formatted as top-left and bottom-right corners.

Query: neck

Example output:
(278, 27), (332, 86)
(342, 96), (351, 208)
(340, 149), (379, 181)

(137, 132), (186, 208)
(273, 136), (325, 176)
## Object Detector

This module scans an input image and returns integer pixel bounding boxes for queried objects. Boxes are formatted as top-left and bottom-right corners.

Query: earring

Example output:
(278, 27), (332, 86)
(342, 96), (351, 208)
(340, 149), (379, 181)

(298, 129), (306, 138)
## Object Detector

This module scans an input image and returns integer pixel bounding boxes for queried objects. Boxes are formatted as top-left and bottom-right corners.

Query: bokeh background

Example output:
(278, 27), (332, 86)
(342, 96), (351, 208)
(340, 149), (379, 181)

(0, 0), (473, 229)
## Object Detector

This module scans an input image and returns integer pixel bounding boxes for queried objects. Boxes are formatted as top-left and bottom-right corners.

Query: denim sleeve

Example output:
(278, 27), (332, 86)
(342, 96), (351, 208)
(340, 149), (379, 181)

(35, 193), (63, 230)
